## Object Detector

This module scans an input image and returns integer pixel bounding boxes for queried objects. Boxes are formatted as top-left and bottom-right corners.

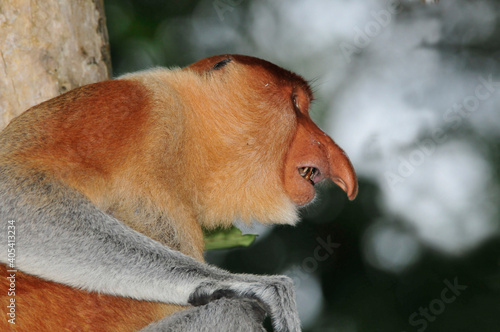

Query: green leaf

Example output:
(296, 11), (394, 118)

(203, 226), (257, 251)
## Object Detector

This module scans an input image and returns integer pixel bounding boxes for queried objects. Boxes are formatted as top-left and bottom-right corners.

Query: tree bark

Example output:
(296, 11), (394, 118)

(0, 0), (111, 130)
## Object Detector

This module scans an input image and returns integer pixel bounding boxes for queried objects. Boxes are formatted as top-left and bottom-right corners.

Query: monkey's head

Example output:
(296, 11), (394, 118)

(179, 55), (357, 227)
(1, 54), (356, 237)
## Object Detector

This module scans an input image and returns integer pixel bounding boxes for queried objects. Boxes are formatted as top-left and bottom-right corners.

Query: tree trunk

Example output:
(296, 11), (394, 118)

(0, 0), (111, 130)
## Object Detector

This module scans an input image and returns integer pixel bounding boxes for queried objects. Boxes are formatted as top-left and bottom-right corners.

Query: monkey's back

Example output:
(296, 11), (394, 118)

(0, 79), (194, 331)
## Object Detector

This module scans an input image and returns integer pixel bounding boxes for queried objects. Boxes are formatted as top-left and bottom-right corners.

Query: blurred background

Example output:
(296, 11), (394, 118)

(103, 0), (500, 331)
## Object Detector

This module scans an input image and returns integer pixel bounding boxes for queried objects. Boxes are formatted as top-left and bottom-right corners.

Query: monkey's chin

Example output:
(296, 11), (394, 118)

(197, 191), (301, 228)
(289, 183), (316, 207)
(246, 198), (300, 226)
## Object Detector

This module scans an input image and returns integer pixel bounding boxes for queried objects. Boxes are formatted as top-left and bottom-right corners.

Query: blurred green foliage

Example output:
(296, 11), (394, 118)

(203, 226), (257, 250)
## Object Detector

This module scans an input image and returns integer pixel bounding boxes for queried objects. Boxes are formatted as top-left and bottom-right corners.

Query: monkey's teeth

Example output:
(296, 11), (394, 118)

(299, 167), (309, 177)
(299, 167), (318, 185)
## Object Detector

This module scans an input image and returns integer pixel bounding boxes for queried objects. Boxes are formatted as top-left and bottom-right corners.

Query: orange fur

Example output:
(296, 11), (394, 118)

(0, 264), (184, 331)
(0, 55), (357, 331)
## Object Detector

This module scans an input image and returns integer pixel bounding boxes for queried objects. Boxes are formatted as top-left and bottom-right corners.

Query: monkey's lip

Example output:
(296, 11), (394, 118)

(298, 166), (321, 186)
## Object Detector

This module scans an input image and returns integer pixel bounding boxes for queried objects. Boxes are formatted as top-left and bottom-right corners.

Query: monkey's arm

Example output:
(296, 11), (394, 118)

(140, 297), (267, 332)
(0, 166), (300, 332)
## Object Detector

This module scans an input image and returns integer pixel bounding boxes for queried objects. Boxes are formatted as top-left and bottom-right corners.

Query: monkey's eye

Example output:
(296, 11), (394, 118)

(292, 95), (301, 112)
(213, 58), (232, 70)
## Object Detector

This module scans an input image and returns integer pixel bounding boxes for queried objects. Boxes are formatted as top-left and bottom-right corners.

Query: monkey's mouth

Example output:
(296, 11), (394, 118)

(299, 166), (319, 185)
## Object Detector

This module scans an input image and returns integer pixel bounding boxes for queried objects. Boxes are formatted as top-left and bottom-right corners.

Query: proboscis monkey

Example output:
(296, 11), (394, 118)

(0, 55), (357, 331)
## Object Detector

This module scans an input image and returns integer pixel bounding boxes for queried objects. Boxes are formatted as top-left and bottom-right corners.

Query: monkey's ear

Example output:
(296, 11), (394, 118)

(186, 55), (233, 73)
(212, 58), (232, 70)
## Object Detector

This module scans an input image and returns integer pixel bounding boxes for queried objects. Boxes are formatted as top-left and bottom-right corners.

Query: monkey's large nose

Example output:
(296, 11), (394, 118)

(284, 117), (358, 206)
(325, 137), (358, 201)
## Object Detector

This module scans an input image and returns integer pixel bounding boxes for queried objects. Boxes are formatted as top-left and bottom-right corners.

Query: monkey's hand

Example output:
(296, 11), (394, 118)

(189, 274), (301, 332)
